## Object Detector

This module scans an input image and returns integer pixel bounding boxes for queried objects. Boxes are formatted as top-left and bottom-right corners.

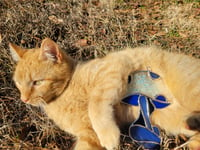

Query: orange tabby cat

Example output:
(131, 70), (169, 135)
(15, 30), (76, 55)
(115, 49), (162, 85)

(9, 38), (200, 150)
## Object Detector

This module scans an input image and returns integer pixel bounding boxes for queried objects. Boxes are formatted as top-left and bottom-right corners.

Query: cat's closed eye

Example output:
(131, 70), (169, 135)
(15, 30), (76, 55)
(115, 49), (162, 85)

(32, 80), (44, 86)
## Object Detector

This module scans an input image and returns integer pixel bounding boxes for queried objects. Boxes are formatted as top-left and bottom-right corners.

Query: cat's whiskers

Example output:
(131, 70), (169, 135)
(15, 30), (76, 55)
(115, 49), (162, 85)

(30, 96), (47, 107)
(38, 96), (47, 106)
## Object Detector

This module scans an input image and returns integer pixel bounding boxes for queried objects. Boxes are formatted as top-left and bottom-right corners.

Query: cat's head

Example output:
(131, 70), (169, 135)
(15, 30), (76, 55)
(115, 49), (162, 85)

(9, 38), (76, 106)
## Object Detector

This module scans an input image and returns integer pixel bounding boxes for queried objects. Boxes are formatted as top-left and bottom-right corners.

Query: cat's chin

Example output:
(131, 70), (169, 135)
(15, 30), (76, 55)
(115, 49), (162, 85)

(21, 99), (29, 103)
(27, 101), (46, 107)
(23, 100), (38, 106)
(24, 97), (47, 107)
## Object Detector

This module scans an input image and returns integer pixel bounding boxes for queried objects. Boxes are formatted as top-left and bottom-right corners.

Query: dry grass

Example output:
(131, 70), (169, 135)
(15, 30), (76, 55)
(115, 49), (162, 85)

(0, 0), (199, 149)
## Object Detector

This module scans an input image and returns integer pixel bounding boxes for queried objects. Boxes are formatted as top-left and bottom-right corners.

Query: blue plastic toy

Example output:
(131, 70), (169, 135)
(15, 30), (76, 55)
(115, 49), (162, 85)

(122, 70), (170, 149)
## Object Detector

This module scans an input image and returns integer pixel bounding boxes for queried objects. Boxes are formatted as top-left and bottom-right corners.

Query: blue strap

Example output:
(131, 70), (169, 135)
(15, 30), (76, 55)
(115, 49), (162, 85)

(123, 94), (170, 109)
(122, 94), (166, 149)
(149, 71), (160, 79)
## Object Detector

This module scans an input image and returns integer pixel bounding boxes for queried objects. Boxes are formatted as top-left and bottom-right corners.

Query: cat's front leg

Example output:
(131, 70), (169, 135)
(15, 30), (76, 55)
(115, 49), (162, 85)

(89, 99), (120, 150)
(87, 62), (127, 150)
(88, 81), (124, 150)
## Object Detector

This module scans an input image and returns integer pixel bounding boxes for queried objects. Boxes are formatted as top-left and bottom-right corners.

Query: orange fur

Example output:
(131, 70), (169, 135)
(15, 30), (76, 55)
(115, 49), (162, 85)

(10, 38), (200, 150)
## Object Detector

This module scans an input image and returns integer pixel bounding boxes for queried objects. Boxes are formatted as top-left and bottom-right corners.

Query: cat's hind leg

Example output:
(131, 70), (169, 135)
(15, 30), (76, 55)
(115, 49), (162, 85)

(186, 134), (200, 150)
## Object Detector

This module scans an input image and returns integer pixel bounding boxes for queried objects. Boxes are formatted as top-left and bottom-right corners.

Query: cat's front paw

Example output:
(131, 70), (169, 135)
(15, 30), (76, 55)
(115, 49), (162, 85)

(98, 127), (120, 150)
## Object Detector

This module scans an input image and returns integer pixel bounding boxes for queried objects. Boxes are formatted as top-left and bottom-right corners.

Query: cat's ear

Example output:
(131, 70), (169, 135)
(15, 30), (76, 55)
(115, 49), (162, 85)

(9, 43), (26, 62)
(40, 38), (63, 63)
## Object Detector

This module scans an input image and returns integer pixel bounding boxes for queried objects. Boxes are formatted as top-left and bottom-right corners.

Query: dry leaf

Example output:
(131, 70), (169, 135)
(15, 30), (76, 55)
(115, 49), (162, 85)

(48, 15), (63, 24)
(179, 32), (188, 38)
(75, 39), (88, 47)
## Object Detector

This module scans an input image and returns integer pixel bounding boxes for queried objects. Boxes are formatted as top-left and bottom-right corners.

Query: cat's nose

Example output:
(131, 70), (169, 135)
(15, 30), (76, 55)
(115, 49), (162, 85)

(20, 96), (29, 102)
(21, 99), (29, 103)
(20, 93), (29, 103)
